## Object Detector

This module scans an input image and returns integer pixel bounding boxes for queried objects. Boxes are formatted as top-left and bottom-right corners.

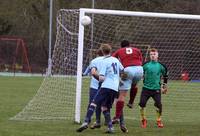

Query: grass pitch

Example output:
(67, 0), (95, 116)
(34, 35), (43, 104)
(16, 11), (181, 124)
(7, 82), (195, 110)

(0, 76), (199, 136)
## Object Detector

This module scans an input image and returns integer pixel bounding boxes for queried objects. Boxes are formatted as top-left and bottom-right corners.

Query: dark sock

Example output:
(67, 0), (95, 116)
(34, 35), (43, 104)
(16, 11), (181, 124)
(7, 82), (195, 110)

(129, 86), (138, 104)
(84, 105), (95, 123)
(103, 110), (112, 128)
(95, 104), (101, 124)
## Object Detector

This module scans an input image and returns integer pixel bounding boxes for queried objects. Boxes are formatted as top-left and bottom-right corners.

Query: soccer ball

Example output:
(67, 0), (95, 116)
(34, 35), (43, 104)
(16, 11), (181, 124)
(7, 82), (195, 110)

(81, 16), (91, 26)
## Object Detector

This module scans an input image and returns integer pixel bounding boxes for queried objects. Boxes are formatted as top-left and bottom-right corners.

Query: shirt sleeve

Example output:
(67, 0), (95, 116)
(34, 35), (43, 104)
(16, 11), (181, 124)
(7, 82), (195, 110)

(160, 63), (168, 84)
(89, 59), (97, 69)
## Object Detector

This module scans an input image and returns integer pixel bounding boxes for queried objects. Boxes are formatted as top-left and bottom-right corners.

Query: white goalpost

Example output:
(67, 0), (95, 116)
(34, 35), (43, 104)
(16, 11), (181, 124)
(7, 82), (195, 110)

(11, 8), (200, 123)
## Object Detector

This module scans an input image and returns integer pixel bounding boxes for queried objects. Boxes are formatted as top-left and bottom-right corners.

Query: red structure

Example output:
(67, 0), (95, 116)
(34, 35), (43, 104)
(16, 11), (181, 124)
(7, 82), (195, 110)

(0, 36), (31, 73)
(181, 71), (189, 81)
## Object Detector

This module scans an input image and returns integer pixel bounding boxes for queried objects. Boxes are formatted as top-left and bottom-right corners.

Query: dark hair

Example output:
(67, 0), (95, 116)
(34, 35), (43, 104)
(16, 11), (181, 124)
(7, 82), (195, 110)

(121, 40), (130, 48)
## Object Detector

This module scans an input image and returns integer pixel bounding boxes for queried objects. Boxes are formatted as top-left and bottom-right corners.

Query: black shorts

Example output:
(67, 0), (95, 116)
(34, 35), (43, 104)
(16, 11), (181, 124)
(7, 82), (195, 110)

(139, 87), (161, 108)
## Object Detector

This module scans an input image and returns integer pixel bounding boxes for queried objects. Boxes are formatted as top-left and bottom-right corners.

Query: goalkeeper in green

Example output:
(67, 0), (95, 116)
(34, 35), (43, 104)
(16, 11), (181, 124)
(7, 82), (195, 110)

(139, 48), (168, 128)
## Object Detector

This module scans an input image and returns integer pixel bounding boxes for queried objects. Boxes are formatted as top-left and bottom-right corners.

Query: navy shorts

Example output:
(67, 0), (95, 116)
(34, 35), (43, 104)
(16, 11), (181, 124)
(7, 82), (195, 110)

(93, 88), (118, 109)
(89, 88), (98, 103)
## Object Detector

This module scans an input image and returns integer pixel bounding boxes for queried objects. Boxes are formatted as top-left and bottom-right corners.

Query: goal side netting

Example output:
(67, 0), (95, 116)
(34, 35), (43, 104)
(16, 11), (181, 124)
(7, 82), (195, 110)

(11, 9), (200, 123)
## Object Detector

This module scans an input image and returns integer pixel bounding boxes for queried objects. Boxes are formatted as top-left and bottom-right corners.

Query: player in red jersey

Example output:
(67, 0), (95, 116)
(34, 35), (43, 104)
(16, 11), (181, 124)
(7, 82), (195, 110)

(113, 40), (143, 68)
(113, 40), (143, 108)
(112, 40), (143, 132)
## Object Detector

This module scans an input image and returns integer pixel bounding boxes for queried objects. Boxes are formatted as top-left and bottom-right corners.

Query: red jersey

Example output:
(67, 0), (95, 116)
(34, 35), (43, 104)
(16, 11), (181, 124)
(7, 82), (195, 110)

(112, 47), (143, 67)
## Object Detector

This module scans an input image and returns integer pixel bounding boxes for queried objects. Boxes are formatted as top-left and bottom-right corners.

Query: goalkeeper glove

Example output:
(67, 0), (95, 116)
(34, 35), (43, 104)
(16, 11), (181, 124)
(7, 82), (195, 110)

(161, 83), (168, 94)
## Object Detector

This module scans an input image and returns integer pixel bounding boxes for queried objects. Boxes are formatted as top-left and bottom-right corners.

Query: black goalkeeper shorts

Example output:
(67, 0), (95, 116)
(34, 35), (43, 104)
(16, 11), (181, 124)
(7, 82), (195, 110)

(139, 87), (161, 108)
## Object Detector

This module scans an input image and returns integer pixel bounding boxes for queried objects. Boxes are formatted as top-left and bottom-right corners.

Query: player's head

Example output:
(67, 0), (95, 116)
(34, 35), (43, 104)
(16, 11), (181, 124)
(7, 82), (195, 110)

(121, 40), (130, 48)
(100, 44), (112, 55)
(149, 48), (158, 61)
(96, 48), (103, 56)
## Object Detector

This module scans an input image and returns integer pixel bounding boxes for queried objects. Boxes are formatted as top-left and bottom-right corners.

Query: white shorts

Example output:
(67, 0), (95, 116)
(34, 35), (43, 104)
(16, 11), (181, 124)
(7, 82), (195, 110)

(119, 66), (143, 91)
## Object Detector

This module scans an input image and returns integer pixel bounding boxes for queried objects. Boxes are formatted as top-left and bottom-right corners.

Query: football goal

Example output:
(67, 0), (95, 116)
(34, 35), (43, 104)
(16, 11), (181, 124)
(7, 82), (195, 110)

(11, 8), (200, 123)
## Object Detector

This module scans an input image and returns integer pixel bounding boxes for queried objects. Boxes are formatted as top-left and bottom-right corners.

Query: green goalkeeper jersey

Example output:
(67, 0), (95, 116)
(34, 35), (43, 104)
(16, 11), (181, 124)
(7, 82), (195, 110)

(143, 61), (168, 90)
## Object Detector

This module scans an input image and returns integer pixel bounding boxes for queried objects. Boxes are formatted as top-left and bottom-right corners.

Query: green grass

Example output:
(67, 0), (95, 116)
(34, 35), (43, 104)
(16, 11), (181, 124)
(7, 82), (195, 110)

(0, 76), (200, 136)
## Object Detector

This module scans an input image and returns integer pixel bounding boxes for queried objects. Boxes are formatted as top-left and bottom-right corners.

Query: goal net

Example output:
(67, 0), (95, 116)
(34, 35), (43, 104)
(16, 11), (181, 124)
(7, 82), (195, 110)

(11, 9), (200, 123)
